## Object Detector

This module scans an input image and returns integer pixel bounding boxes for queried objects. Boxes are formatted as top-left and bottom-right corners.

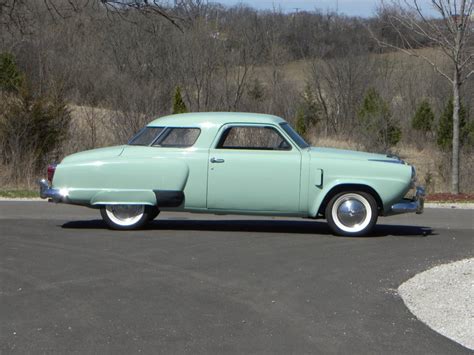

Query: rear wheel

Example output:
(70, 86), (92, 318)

(325, 191), (378, 237)
(100, 205), (152, 230)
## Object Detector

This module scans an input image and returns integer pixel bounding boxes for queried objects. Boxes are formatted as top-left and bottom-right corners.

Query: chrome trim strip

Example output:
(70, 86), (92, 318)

(368, 159), (404, 164)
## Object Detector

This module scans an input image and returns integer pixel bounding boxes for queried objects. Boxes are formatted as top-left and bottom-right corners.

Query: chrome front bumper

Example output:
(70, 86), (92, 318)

(38, 179), (63, 203)
(390, 186), (425, 215)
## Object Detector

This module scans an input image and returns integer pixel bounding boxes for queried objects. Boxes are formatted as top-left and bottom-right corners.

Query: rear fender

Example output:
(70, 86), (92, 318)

(53, 157), (189, 206)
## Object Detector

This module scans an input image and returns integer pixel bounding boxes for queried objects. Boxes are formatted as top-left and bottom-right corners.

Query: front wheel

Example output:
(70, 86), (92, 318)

(100, 205), (152, 230)
(325, 191), (378, 237)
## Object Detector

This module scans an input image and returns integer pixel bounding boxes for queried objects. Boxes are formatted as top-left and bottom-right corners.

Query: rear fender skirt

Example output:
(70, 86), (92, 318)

(154, 190), (184, 207)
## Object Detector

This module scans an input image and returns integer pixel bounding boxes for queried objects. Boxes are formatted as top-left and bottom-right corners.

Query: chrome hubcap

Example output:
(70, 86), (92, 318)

(337, 199), (367, 227)
(331, 193), (373, 233)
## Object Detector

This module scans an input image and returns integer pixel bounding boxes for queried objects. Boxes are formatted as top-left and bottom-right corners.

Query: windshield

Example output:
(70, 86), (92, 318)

(128, 127), (164, 146)
(279, 123), (310, 149)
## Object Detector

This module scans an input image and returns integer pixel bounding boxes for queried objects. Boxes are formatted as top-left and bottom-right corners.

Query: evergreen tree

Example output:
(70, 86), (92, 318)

(172, 86), (188, 114)
(0, 53), (71, 181)
(437, 98), (469, 150)
(295, 107), (307, 136)
(294, 85), (321, 139)
(412, 100), (434, 133)
(0, 52), (24, 93)
(358, 88), (401, 150)
(301, 84), (320, 125)
(0, 88), (71, 171)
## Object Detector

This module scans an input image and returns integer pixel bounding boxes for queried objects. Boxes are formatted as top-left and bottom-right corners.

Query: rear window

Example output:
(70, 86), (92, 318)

(128, 127), (164, 146)
(152, 128), (200, 148)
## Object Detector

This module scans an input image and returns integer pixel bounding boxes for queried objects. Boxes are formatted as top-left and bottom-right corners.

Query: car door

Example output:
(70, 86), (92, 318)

(207, 124), (302, 212)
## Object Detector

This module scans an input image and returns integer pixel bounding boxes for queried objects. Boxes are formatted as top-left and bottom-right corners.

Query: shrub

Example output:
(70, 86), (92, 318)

(247, 78), (265, 102)
(172, 86), (188, 114)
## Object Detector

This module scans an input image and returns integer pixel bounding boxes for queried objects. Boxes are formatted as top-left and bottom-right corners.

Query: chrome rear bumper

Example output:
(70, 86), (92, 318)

(38, 179), (63, 203)
(390, 186), (425, 215)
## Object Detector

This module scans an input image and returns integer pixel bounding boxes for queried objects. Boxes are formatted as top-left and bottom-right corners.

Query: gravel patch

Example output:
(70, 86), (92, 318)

(398, 258), (474, 350)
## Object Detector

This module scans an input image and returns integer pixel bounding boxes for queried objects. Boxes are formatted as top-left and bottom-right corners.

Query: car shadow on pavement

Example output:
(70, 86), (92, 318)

(61, 219), (433, 237)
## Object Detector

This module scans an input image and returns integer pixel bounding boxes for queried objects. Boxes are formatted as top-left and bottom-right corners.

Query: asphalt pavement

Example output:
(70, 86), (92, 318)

(0, 202), (473, 354)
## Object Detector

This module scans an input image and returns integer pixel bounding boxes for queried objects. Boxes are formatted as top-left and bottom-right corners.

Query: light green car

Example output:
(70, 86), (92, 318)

(39, 112), (424, 236)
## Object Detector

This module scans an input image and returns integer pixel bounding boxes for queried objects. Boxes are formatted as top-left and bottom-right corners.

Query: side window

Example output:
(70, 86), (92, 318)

(129, 127), (164, 146)
(217, 126), (291, 151)
(153, 128), (200, 148)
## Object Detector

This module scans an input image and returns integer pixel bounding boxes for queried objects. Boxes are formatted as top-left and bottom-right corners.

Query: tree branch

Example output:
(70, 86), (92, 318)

(101, 0), (183, 31)
(368, 25), (454, 83)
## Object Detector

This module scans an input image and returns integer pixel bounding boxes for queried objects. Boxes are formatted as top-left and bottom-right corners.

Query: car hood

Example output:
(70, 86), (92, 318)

(61, 145), (126, 164)
(309, 147), (402, 163)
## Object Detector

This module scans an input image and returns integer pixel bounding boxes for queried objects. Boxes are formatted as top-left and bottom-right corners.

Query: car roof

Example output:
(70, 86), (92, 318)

(147, 112), (286, 128)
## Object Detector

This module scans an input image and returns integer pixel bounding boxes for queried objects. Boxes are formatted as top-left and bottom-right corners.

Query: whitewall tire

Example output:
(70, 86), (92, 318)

(325, 191), (378, 237)
(100, 205), (152, 230)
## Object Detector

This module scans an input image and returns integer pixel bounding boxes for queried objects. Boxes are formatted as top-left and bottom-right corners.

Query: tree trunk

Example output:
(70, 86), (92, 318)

(451, 74), (461, 194)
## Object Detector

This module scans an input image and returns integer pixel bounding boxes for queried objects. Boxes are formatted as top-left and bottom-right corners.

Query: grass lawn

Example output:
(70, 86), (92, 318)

(0, 189), (38, 198)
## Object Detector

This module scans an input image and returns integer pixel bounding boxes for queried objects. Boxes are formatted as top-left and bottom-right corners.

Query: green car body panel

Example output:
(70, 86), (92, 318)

(48, 112), (418, 218)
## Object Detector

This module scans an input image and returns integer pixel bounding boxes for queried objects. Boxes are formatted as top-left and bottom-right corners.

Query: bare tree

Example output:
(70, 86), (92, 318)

(370, 0), (473, 194)
(308, 49), (377, 135)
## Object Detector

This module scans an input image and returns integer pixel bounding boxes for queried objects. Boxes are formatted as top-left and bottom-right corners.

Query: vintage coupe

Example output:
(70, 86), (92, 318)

(39, 112), (424, 236)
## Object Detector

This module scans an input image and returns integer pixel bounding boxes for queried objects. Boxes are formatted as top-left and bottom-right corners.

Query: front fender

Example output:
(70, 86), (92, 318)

(308, 178), (410, 217)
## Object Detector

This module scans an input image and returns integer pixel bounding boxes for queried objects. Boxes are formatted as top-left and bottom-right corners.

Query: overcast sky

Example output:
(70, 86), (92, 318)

(214, 0), (435, 17)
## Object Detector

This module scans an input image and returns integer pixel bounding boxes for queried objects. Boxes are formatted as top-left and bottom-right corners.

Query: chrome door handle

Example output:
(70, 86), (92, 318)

(210, 157), (225, 163)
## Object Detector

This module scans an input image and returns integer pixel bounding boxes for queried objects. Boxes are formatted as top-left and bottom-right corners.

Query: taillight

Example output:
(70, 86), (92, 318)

(47, 164), (57, 183)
